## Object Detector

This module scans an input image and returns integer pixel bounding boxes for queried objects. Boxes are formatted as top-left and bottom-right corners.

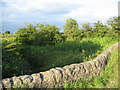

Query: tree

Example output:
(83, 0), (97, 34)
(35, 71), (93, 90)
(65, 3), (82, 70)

(5, 31), (10, 34)
(63, 18), (80, 41)
(92, 21), (111, 37)
(15, 23), (64, 46)
(34, 24), (64, 45)
(15, 24), (37, 45)
(93, 21), (109, 31)
(82, 23), (92, 31)
(107, 16), (119, 30)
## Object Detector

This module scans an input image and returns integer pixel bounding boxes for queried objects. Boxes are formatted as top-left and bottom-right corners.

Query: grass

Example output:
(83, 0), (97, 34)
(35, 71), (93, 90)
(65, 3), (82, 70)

(64, 46), (118, 88)
(2, 36), (118, 78)
(18, 37), (118, 73)
(0, 33), (16, 41)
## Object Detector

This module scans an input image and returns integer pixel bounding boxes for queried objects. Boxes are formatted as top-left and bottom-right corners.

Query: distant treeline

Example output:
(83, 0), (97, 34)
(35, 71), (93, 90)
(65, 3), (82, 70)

(8, 16), (118, 46)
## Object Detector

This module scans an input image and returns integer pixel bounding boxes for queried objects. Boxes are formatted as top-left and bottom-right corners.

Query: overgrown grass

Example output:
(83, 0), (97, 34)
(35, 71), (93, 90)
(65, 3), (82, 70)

(2, 36), (118, 78)
(18, 37), (117, 72)
(20, 40), (101, 72)
(64, 46), (118, 88)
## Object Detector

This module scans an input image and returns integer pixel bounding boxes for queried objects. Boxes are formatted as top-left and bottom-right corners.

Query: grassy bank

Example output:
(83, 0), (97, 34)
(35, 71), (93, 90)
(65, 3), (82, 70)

(64, 46), (118, 88)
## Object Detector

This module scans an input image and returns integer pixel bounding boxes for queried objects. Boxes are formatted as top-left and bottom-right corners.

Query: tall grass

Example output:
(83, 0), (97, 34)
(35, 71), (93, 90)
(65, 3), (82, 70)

(2, 37), (118, 78)
(20, 37), (117, 72)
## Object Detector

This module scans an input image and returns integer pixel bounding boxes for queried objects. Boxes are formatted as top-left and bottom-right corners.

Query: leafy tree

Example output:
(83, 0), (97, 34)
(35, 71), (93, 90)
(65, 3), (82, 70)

(63, 18), (80, 41)
(82, 23), (92, 31)
(15, 24), (37, 45)
(92, 21), (110, 37)
(15, 23), (64, 46)
(93, 21), (109, 31)
(5, 31), (10, 34)
(107, 16), (119, 30)
(33, 24), (64, 45)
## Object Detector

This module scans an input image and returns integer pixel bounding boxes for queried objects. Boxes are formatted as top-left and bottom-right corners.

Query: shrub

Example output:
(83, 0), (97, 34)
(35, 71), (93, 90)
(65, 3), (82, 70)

(5, 31), (10, 34)
(2, 56), (30, 78)
(15, 24), (65, 46)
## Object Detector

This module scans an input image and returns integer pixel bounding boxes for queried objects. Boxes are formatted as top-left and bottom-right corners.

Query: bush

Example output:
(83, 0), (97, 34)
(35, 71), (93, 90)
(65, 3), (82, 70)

(3, 56), (30, 78)
(32, 24), (64, 45)
(15, 24), (65, 46)
(5, 31), (10, 34)
(15, 24), (37, 45)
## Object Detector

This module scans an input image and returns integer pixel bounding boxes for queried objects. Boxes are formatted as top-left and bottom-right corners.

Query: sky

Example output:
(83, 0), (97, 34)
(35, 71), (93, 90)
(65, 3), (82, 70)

(1, 0), (119, 33)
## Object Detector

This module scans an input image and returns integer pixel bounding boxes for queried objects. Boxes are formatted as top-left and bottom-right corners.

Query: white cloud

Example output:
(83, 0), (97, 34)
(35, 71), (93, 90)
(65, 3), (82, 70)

(2, 0), (119, 25)
(65, 0), (118, 23)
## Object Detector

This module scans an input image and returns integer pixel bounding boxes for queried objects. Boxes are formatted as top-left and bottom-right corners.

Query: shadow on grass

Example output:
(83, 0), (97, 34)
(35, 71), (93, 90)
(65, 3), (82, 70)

(20, 41), (102, 73)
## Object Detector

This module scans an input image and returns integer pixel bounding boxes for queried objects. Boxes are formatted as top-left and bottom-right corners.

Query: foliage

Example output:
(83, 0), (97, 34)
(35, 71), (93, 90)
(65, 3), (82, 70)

(82, 23), (92, 31)
(2, 40), (30, 78)
(15, 24), (37, 45)
(33, 24), (65, 45)
(3, 56), (30, 78)
(5, 31), (10, 34)
(107, 16), (119, 30)
(93, 21), (109, 31)
(63, 18), (81, 41)
(15, 24), (64, 46)
(92, 21), (110, 37)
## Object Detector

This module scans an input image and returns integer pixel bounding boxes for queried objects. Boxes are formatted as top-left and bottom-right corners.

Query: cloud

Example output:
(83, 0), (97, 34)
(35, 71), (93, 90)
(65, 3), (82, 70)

(1, 0), (119, 32)
(2, 0), (82, 14)
(65, 0), (118, 23)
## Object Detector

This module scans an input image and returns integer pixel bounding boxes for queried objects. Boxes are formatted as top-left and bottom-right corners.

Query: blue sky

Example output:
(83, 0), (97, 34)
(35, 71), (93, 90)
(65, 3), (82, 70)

(1, 0), (119, 33)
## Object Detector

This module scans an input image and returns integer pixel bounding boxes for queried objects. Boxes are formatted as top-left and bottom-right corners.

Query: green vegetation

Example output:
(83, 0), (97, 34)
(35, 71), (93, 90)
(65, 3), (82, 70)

(1, 16), (119, 84)
(17, 37), (117, 72)
(15, 24), (64, 46)
(5, 31), (10, 34)
(63, 18), (80, 41)
(64, 47), (118, 88)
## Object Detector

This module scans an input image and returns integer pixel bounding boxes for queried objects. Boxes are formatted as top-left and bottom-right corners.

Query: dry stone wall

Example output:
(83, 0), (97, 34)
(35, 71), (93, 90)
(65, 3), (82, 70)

(1, 42), (119, 88)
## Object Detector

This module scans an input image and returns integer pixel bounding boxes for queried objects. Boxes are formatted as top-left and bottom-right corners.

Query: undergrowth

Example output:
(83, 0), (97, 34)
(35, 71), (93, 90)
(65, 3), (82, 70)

(2, 36), (118, 78)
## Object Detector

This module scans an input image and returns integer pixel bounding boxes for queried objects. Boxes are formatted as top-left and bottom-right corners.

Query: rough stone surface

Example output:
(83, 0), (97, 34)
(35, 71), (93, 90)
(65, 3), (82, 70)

(1, 42), (119, 88)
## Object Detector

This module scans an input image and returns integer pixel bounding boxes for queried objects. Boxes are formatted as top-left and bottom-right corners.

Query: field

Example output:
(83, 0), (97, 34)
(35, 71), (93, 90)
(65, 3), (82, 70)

(1, 17), (119, 88)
